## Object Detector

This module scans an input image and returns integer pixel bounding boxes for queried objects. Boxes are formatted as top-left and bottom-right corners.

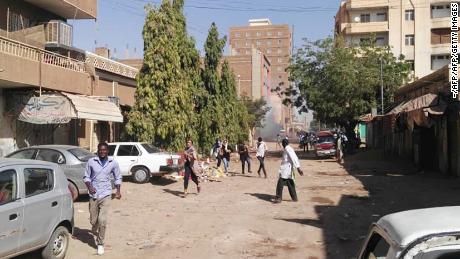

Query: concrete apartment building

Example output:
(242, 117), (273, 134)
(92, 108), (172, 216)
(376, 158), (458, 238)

(229, 19), (292, 132)
(0, 0), (139, 155)
(335, 0), (453, 79)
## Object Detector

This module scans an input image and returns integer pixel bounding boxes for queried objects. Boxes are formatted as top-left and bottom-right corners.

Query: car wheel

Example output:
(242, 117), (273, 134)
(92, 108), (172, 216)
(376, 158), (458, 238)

(132, 166), (150, 183)
(41, 226), (70, 259)
(68, 181), (79, 202)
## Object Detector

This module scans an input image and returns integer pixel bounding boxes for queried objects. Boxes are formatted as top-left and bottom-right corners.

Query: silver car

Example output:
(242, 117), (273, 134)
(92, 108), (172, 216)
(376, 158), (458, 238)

(0, 158), (74, 259)
(6, 145), (95, 201)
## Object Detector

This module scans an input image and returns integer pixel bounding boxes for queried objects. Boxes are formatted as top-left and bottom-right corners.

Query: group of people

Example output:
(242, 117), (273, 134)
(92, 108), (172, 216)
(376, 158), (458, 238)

(83, 136), (304, 255)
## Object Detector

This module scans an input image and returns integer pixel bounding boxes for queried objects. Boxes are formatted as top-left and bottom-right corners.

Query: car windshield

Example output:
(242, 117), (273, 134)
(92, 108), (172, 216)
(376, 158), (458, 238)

(318, 136), (335, 144)
(141, 143), (161, 153)
(69, 148), (95, 162)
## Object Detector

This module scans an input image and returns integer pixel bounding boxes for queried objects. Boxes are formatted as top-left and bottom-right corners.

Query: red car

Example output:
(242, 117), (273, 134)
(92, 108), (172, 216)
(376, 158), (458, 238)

(314, 131), (336, 158)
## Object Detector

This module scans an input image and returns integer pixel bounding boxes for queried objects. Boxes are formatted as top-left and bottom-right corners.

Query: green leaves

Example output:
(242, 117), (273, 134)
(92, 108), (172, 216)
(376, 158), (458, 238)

(285, 36), (410, 130)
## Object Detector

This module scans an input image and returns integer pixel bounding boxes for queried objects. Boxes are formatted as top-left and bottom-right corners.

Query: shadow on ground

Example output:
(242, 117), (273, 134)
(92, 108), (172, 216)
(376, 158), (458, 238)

(285, 148), (460, 259)
(246, 192), (276, 202)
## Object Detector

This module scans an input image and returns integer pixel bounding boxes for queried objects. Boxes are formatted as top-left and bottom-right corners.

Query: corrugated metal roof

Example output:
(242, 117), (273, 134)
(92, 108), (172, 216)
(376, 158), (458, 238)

(62, 92), (123, 122)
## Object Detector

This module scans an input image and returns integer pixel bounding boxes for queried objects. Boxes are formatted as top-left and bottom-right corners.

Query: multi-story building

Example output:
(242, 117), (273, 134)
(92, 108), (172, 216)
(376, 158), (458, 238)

(335, 0), (453, 79)
(229, 19), (293, 132)
(226, 48), (271, 100)
(0, 0), (138, 155)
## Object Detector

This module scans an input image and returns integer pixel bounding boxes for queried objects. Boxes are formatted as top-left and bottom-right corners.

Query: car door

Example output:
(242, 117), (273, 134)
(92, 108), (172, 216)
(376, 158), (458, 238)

(20, 167), (61, 250)
(114, 145), (140, 175)
(0, 168), (23, 258)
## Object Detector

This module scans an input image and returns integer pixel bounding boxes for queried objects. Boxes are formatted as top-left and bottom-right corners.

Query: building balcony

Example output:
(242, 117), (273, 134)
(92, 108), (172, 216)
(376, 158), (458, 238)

(24, 0), (97, 19)
(431, 17), (450, 29)
(341, 21), (389, 34)
(431, 43), (450, 55)
(346, 0), (388, 10)
(85, 52), (138, 79)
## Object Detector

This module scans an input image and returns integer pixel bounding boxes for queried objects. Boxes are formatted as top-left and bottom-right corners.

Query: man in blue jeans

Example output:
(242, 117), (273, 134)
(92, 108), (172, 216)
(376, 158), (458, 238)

(84, 142), (122, 255)
(222, 139), (232, 174)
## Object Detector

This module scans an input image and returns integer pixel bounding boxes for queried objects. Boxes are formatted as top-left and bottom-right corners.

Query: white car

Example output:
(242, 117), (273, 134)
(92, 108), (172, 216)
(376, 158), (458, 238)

(108, 142), (182, 183)
(357, 206), (460, 259)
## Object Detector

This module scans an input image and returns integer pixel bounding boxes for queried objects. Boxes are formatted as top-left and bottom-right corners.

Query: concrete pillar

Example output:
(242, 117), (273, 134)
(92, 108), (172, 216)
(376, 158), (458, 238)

(0, 89), (17, 156)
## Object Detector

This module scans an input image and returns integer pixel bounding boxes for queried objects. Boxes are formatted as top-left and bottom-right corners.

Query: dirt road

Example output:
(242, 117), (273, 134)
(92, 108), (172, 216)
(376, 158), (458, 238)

(17, 145), (460, 259)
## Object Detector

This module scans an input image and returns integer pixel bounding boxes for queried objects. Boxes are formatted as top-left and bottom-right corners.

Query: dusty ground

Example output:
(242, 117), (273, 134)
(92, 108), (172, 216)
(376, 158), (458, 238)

(17, 143), (460, 259)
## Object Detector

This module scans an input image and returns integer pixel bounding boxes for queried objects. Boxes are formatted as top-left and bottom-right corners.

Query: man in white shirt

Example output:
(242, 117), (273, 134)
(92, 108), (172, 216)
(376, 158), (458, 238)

(256, 137), (268, 178)
(275, 139), (304, 203)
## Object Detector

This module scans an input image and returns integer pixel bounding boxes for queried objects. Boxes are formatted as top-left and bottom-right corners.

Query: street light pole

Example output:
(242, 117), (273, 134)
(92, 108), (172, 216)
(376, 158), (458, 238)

(380, 58), (384, 115)
(237, 74), (241, 97)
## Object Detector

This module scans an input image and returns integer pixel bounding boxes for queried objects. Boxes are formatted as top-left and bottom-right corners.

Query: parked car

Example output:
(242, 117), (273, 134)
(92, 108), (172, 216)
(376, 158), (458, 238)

(357, 206), (460, 259)
(107, 142), (182, 183)
(0, 158), (74, 259)
(5, 145), (95, 201)
(314, 131), (336, 158)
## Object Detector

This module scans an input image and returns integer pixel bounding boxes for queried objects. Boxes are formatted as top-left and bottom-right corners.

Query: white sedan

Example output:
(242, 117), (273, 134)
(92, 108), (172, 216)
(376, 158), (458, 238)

(108, 142), (182, 183)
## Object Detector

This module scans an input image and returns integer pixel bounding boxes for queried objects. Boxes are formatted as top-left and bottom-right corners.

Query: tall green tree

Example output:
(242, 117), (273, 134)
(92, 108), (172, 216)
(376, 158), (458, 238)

(198, 23), (227, 151)
(284, 36), (410, 136)
(126, 0), (196, 151)
(241, 96), (271, 141)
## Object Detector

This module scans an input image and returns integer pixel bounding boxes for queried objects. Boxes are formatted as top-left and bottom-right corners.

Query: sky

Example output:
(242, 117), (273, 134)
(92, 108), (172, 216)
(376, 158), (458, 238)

(72, 0), (342, 59)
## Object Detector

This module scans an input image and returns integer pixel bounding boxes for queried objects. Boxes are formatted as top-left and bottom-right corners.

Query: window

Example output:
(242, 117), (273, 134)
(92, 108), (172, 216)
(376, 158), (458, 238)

(405, 10), (415, 21)
(278, 58), (283, 63)
(267, 31), (273, 36)
(362, 233), (390, 259)
(267, 49), (272, 54)
(35, 149), (66, 164)
(432, 5), (450, 18)
(235, 32), (241, 38)
(431, 28), (451, 44)
(360, 38), (371, 44)
(8, 12), (30, 32)
(360, 14), (371, 23)
(376, 13), (387, 21)
(141, 144), (160, 154)
(245, 49), (251, 55)
(245, 41), (250, 47)
(406, 60), (415, 71)
(277, 49), (282, 54)
(431, 55), (450, 70)
(245, 32), (250, 37)
(256, 31), (261, 36)
(277, 67), (283, 72)
(405, 35), (415, 46)
(267, 40), (272, 45)
(376, 37), (385, 46)
(24, 168), (54, 197)
(234, 41), (238, 47)
(69, 148), (94, 162)
(116, 145), (140, 156)
(277, 31), (284, 36)
(0, 170), (17, 205)
(256, 40), (261, 46)
(7, 149), (36, 159)
(108, 145), (116, 156)
(278, 39), (282, 45)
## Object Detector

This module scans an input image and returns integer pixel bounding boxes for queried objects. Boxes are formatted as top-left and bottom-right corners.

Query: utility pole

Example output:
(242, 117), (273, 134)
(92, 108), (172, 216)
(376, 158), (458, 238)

(380, 58), (384, 115)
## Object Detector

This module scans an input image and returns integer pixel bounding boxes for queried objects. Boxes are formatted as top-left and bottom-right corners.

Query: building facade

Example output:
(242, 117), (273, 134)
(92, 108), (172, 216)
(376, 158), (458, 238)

(335, 0), (452, 79)
(0, 0), (138, 155)
(226, 48), (271, 100)
(229, 19), (293, 132)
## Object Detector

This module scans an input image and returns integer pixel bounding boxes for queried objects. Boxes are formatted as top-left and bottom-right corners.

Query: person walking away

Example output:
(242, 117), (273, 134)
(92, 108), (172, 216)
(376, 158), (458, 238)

(238, 142), (251, 174)
(222, 139), (232, 175)
(183, 139), (200, 197)
(212, 138), (222, 167)
(276, 134), (282, 149)
(336, 134), (343, 163)
(256, 137), (268, 178)
(84, 142), (122, 255)
(274, 139), (304, 203)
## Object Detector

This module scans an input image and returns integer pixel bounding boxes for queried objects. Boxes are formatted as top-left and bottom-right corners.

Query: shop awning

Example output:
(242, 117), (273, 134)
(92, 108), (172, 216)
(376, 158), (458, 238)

(388, 93), (447, 115)
(62, 93), (123, 122)
(17, 94), (76, 124)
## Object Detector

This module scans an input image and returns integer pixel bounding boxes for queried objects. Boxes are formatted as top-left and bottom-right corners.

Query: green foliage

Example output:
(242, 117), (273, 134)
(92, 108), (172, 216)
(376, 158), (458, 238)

(241, 96), (271, 129)
(126, 0), (197, 151)
(285, 36), (410, 132)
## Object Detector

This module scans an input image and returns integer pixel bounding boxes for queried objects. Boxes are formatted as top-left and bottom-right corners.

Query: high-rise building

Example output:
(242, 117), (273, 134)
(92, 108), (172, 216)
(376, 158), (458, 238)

(229, 19), (292, 132)
(335, 0), (452, 79)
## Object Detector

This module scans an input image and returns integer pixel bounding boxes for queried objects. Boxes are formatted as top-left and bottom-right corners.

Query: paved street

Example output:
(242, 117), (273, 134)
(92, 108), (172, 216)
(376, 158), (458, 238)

(17, 145), (460, 259)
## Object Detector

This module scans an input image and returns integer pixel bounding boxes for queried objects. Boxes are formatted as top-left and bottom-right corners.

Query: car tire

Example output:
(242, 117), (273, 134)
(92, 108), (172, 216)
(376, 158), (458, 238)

(41, 226), (70, 259)
(68, 181), (79, 202)
(132, 166), (150, 183)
